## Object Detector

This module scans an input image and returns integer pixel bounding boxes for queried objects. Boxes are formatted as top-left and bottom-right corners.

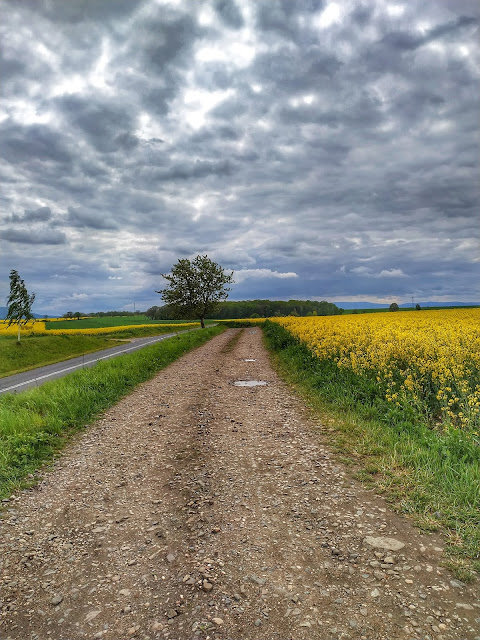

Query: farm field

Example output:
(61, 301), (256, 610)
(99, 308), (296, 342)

(44, 315), (194, 330)
(264, 310), (480, 578)
(341, 304), (480, 314)
(271, 308), (480, 433)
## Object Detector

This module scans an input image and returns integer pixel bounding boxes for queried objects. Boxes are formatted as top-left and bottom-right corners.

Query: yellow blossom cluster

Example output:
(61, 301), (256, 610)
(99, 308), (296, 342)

(272, 309), (480, 432)
(0, 320), (47, 335)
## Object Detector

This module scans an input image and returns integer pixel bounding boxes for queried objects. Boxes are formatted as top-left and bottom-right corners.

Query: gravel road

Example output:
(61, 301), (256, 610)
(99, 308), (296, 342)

(0, 328), (478, 640)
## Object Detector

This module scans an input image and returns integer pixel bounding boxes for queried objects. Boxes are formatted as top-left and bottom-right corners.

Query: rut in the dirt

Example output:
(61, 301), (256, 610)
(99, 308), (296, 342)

(0, 328), (478, 640)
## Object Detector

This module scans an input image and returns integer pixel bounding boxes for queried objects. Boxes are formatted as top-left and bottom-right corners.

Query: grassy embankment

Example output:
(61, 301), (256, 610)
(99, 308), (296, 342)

(0, 334), (127, 378)
(0, 324), (200, 378)
(0, 326), (224, 499)
(263, 320), (480, 581)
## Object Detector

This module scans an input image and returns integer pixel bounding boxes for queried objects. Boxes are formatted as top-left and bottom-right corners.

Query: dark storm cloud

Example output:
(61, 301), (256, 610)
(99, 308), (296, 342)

(0, 122), (74, 165)
(155, 159), (236, 182)
(1, 228), (67, 245)
(191, 125), (241, 142)
(256, 0), (324, 38)
(213, 0), (244, 29)
(381, 15), (477, 52)
(6, 207), (52, 223)
(55, 95), (136, 154)
(65, 207), (118, 230)
(136, 11), (202, 72)
(252, 46), (343, 95)
(24, 206), (52, 222)
(0, 0), (478, 313)
(0, 52), (27, 84)
(363, 13), (478, 74)
(16, 0), (143, 23)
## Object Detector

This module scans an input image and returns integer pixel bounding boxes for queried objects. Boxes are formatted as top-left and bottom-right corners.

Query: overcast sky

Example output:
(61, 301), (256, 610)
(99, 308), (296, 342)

(1, 0), (479, 313)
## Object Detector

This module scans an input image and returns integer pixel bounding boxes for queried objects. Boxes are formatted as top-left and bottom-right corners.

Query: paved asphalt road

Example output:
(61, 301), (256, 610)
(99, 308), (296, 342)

(0, 330), (194, 395)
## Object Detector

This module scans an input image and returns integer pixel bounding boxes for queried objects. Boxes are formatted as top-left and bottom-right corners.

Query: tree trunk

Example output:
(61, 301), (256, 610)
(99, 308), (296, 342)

(200, 317), (205, 329)
(17, 323), (21, 343)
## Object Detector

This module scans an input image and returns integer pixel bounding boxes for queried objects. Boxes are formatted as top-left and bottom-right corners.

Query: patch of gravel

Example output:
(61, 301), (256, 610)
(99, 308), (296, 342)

(0, 328), (478, 640)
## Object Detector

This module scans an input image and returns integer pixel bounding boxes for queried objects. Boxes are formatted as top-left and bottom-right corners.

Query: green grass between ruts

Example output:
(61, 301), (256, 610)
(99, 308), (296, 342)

(0, 326), (224, 500)
(263, 320), (480, 582)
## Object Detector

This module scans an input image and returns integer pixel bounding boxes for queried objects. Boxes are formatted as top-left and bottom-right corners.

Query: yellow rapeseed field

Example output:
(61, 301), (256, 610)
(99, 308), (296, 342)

(273, 309), (480, 432)
(0, 320), (47, 335)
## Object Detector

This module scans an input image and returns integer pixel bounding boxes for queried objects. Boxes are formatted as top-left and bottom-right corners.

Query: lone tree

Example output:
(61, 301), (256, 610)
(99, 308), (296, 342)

(389, 302), (400, 312)
(157, 255), (234, 328)
(6, 269), (36, 343)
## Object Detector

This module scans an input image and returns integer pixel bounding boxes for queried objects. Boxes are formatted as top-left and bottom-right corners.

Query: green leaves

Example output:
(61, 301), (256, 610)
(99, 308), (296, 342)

(6, 270), (36, 341)
(157, 255), (234, 327)
(6, 270), (35, 324)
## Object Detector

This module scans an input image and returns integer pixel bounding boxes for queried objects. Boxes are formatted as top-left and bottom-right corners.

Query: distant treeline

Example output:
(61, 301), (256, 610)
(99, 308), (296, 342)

(145, 299), (342, 320)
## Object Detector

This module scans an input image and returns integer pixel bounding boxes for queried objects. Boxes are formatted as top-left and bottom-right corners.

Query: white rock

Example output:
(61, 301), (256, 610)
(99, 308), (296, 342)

(364, 536), (405, 551)
(85, 610), (101, 622)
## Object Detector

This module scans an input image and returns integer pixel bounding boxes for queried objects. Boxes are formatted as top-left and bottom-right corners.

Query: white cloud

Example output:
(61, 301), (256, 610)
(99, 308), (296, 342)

(234, 269), (298, 283)
(351, 266), (371, 275)
(377, 269), (408, 278)
(314, 2), (342, 29)
(350, 267), (408, 278)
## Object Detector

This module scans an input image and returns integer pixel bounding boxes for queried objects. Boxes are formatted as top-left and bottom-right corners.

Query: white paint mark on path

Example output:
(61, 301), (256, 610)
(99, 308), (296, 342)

(234, 380), (267, 387)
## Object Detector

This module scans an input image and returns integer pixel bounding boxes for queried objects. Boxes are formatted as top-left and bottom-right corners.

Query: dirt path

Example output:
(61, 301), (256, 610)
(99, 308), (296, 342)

(0, 328), (478, 640)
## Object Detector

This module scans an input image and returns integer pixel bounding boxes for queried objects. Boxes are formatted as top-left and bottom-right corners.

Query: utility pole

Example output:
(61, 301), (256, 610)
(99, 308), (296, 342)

(411, 296), (414, 309)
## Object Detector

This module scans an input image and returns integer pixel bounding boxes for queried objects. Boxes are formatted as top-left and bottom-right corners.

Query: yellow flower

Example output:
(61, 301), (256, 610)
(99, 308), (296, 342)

(272, 308), (480, 432)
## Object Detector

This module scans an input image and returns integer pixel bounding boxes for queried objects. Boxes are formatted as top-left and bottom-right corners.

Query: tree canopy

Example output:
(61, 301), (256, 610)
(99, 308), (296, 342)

(156, 255), (234, 328)
(6, 269), (36, 342)
(146, 298), (341, 320)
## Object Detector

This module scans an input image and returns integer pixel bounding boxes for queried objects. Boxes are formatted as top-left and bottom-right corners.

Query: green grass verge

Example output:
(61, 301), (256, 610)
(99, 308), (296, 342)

(45, 316), (193, 329)
(0, 326), (200, 377)
(263, 320), (480, 581)
(0, 326), (224, 499)
(0, 334), (126, 378)
(217, 320), (262, 327)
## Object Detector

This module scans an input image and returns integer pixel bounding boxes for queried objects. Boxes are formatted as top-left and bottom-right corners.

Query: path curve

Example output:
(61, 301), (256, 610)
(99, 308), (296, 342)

(0, 328), (478, 640)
